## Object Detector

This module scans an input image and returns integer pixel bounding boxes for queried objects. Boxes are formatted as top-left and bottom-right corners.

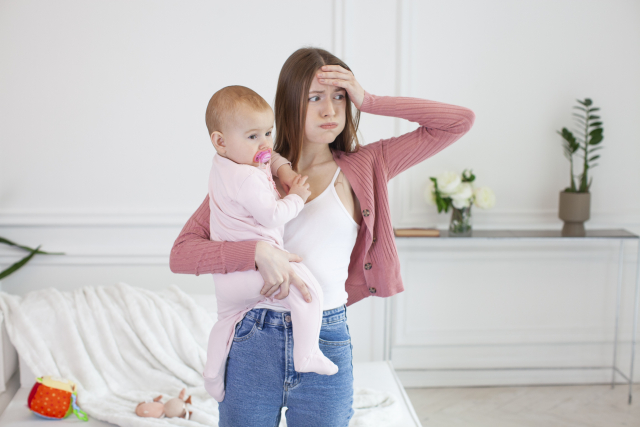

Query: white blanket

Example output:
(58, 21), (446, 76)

(0, 282), (400, 426)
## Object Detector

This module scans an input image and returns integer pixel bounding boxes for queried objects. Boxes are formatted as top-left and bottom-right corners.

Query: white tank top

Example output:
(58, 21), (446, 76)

(254, 167), (360, 311)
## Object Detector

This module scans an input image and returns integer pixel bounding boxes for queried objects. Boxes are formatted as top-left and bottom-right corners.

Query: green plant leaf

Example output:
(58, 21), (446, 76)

(589, 121), (602, 128)
(557, 128), (576, 143)
(587, 115), (600, 120)
(0, 236), (64, 255)
(589, 155), (600, 161)
(589, 132), (603, 145)
(577, 98), (592, 106)
(588, 107), (600, 112)
(0, 245), (41, 280)
(461, 169), (475, 182)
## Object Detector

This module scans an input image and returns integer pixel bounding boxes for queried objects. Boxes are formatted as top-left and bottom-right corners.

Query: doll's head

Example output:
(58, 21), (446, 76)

(135, 388), (192, 419)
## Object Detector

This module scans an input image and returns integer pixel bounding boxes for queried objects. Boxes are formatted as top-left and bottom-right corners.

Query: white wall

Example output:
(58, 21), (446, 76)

(1, 0), (639, 384)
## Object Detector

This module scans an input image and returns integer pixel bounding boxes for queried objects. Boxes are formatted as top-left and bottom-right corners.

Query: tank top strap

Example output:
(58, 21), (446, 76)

(330, 166), (341, 186)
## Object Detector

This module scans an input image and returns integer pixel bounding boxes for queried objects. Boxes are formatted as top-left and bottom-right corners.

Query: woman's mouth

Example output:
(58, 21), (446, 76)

(320, 122), (338, 129)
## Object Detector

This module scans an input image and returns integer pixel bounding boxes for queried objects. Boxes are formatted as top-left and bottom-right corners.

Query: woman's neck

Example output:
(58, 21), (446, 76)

(297, 142), (334, 172)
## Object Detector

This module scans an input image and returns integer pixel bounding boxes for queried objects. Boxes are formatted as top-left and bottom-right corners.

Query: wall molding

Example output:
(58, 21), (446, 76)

(0, 209), (638, 228)
(0, 211), (191, 227)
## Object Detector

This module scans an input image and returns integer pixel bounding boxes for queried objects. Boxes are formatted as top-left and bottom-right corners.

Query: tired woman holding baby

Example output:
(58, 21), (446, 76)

(170, 47), (475, 426)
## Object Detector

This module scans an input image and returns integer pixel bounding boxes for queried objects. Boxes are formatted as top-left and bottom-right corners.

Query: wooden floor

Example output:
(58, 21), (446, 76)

(406, 383), (640, 427)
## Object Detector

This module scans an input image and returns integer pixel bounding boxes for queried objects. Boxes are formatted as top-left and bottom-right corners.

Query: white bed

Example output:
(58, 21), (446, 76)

(0, 292), (422, 427)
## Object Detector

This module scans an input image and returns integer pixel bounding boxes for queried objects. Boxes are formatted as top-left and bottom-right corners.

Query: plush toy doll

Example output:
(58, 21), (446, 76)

(27, 376), (88, 421)
(135, 388), (193, 420)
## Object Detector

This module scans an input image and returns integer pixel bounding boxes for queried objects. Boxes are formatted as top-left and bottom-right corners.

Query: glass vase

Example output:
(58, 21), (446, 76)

(449, 205), (472, 236)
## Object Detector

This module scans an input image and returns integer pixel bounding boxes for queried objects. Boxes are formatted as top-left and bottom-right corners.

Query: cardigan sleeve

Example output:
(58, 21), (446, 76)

(169, 194), (258, 275)
(270, 152), (291, 177)
(359, 91), (476, 180)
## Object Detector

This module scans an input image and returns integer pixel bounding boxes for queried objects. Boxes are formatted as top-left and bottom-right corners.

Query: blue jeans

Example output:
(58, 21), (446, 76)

(218, 304), (354, 427)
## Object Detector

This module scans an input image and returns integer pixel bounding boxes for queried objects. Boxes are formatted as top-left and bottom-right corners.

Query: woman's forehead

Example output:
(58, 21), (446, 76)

(308, 79), (346, 94)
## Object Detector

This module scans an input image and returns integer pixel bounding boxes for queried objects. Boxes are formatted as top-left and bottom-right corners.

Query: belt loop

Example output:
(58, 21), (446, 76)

(257, 308), (268, 330)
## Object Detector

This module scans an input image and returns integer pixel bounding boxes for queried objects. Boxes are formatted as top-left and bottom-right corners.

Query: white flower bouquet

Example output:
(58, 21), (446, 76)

(424, 169), (496, 235)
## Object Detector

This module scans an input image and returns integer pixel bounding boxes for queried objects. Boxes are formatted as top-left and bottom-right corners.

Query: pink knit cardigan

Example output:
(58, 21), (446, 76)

(170, 91), (475, 306)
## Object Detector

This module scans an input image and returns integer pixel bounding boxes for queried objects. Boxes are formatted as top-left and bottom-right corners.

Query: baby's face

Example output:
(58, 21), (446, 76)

(221, 107), (274, 166)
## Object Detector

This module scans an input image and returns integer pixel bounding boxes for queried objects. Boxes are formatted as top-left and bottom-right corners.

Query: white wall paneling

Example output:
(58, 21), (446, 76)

(1, 1), (639, 381)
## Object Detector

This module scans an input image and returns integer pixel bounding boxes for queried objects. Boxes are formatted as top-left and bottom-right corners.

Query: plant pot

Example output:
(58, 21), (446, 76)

(558, 191), (590, 237)
(449, 206), (472, 237)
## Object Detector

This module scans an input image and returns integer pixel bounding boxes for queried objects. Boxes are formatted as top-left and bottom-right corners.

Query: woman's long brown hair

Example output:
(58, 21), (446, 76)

(274, 47), (360, 172)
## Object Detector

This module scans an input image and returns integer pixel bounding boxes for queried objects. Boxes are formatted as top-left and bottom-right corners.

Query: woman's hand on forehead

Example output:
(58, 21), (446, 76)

(316, 65), (365, 109)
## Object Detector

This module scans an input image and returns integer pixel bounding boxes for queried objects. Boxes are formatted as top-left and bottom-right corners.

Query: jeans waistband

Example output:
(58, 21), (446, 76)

(244, 304), (347, 329)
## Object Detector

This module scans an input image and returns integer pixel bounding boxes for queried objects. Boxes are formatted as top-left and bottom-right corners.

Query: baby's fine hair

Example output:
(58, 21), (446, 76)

(205, 85), (272, 136)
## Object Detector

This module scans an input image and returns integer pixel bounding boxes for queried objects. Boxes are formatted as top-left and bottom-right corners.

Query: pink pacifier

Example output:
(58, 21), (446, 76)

(254, 149), (272, 164)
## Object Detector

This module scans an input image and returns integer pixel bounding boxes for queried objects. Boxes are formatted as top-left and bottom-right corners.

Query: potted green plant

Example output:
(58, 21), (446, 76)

(0, 237), (64, 289)
(556, 98), (604, 236)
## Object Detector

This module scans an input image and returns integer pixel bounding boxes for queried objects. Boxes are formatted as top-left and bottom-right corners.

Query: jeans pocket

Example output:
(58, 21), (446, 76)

(233, 317), (258, 342)
(319, 320), (351, 347)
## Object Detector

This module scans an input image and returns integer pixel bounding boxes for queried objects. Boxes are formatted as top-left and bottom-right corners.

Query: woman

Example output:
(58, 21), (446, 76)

(170, 47), (475, 426)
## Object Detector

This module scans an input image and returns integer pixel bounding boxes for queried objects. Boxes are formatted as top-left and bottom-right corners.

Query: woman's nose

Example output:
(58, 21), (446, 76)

(321, 98), (335, 117)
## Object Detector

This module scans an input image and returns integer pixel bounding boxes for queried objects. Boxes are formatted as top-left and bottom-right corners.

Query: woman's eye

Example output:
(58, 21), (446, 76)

(334, 94), (345, 100)
(249, 134), (257, 140)
(309, 96), (320, 102)
(266, 131), (272, 137)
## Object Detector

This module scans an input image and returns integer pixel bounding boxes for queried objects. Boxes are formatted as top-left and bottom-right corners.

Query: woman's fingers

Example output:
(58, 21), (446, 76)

(287, 252), (303, 263)
(316, 66), (365, 109)
(317, 71), (350, 80)
(273, 280), (290, 300)
(290, 273), (312, 303)
(319, 78), (348, 88)
(261, 281), (276, 296)
(320, 64), (350, 74)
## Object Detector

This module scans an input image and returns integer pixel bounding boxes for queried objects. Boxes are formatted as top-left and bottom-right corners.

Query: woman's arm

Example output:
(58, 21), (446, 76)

(169, 194), (312, 302)
(169, 194), (257, 275)
(360, 91), (476, 180)
(314, 65), (475, 180)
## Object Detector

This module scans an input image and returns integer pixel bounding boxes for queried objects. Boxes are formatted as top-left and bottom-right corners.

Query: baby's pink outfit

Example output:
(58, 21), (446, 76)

(202, 153), (338, 402)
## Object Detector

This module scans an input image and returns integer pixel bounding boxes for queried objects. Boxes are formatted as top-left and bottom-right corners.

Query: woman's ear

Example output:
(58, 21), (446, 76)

(210, 131), (226, 154)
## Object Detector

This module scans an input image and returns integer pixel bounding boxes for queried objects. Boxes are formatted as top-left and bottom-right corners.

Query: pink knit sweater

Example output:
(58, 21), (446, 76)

(170, 91), (475, 306)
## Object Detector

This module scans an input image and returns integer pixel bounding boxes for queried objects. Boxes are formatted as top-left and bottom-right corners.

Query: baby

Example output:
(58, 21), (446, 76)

(202, 85), (338, 402)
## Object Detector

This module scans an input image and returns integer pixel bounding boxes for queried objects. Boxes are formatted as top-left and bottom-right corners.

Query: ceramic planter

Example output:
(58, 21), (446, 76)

(558, 191), (590, 237)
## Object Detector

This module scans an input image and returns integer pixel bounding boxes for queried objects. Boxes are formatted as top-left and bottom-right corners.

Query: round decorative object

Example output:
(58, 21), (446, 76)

(449, 206), (472, 237)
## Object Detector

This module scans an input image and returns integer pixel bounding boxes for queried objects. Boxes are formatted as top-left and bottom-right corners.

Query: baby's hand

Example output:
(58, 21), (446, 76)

(277, 164), (299, 194)
(288, 175), (311, 203)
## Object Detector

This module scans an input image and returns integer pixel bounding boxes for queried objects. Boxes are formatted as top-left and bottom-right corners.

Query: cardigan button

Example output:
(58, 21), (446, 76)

(364, 263), (372, 270)
(372, 236), (377, 243)
(362, 209), (370, 217)
(285, 315), (291, 323)
(368, 287), (377, 294)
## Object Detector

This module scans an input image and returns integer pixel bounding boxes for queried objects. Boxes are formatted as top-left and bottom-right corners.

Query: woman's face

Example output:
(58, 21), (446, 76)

(303, 70), (347, 147)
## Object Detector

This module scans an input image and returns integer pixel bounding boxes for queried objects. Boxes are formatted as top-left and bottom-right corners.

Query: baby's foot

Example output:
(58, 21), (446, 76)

(295, 350), (339, 375)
